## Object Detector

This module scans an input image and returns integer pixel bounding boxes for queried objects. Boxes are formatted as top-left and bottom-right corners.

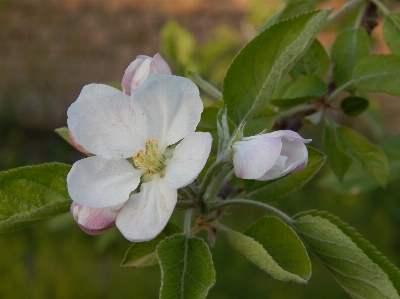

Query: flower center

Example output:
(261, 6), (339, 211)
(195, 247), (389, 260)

(133, 139), (166, 180)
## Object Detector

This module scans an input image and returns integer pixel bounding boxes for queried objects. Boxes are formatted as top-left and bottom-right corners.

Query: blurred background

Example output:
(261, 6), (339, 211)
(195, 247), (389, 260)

(1, 0), (400, 298)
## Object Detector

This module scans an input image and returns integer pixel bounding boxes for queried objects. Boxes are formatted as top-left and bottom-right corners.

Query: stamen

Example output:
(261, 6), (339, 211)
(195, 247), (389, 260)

(133, 139), (166, 176)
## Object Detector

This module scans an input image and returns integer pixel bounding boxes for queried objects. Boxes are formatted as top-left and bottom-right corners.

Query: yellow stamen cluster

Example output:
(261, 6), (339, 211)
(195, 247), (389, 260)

(133, 138), (165, 176)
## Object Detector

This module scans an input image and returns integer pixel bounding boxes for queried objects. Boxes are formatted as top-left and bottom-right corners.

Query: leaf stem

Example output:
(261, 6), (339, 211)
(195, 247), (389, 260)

(198, 159), (228, 200)
(369, 0), (390, 15)
(209, 199), (294, 225)
(184, 208), (193, 237)
(278, 103), (316, 119)
(187, 71), (223, 101)
(326, 0), (366, 24)
(328, 80), (354, 101)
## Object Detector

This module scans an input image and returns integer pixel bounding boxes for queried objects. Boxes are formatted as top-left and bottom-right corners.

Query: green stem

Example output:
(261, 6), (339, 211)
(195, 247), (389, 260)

(206, 167), (234, 202)
(176, 200), (195, 210)
(326, 0), (366, 24)
(328, 80), (354, 101)
(353, 2), (368, 29)
(369, 0), (390, 15)
(209, 199), (293, 225)
(198, 159), (228, 200)
(187, 71), (223, 101)
(278, 103), (316, 119)
(184, 208), (193, 237)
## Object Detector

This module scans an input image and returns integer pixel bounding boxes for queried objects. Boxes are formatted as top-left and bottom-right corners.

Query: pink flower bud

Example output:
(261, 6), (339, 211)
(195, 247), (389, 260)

(232, 130), (311, 181)
(70, 202), (123, 235)
(121, 53), (171, 95)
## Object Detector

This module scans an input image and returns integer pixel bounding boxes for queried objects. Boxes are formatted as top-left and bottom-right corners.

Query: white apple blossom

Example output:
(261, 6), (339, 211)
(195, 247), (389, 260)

(67, 74), (212, 242)
(232, 130), (310, 181)
(68, 53), (171, 155)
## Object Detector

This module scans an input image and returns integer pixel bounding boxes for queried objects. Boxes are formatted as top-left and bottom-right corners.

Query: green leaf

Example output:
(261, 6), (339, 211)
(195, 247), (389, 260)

(293, 211), (400, 298)
(383, 13), (400, 55)
(290, 39), (329, 79)
(331, 27), (370, 88)
(321, 134), (400, 194)
(271, 75), (327, 109)
(244, 216), (311, 281)
(341, 96), (369, 116)
(323, 124), (352, 181)
(353, 55), (400, 96)
(0, 163), (72, 234)
(157, 234), (215, 299)
(55, 127), (73, 146)
(227, 219), (309, 284)
(197, 106), (220, 150)
(223, 9), (330, 125)
(243, 146), (326, 201)
(217, 105), (230, 159)
(336, 126), (389, 186)
(161, 21), (197, 75)
(121, 223), (180, 268)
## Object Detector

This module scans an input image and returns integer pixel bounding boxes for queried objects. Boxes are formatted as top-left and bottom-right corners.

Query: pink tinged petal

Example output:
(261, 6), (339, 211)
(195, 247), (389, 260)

(254, 130), (312, 143)
(67, 84), (145, 159)
(232, 137), (282, 179)
(71, 202), (123, 235)
(131, 74), (203, 150)
(121, 54), (171, 95)
(67, 156), (142, 209)
(257, 137), (309, 181)
(165, 132), (212, 189)
(68, 130), (91, 155)
(149, 53), (172, 76)
(121, 56), (149, 95)
(116, 177), (177, 242)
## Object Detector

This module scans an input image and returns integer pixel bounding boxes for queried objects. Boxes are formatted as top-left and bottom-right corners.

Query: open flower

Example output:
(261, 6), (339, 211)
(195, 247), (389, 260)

(232, 130), (310, 181)
(68, 53), (171, 155)
(67, 74), (212, 241)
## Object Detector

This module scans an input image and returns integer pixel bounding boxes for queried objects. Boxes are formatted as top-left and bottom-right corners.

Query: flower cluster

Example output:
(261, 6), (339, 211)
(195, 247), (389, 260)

(67, 53), (310, 243)
(67, 54), (211, 241)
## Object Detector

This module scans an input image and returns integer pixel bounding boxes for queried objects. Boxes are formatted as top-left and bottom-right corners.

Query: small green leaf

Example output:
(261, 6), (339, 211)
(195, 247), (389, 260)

(197, 106), (220, 150)
(353, 55), (400, 96)
(223, 9), (330, 125)
(336, 126), (389, 186)
(323, 124), (352, 181)
(332, 27), (370, 88)
(227, 219), (309, 283)
(121, 223), (180, 268)
(303, 109), (323, 125)
(290, 39), (329, 79)
(244, 216), (311, 281)
(161, 21), (197, 75)
(293, 210), (400, 298)
(217, 105), (230, 159)
(341, 96), (369, 116)
(271, 75), (327, 109)
(0, 163), (72, 234)
(383, 13), (400, 55)
(55, 127), (73, 146)
(157, 234), (215, 299)
(243, 146), (326, 201)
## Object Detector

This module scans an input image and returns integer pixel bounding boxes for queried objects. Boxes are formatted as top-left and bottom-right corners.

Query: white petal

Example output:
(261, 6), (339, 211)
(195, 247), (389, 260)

(67, 156), (142, 208)
(257, 156), (287, 181)
(121, 56), (149, 95)
(232, 137), (282, 179)
(165, 132), (212, 189)
(116, 177), (177, 242)
(131, 74), (203, 150)
(67, 84), (145, 159)
(71, 202), (123, 235)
